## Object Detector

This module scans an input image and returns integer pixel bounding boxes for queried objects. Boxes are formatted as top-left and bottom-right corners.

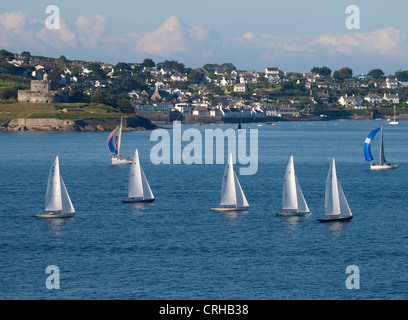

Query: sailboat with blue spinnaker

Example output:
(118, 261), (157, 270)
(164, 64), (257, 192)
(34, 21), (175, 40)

(364, 126), (396, 170)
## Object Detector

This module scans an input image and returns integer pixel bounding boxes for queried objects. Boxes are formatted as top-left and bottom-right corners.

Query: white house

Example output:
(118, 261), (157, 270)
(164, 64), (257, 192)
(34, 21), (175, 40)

(219, 76), (236, 86)
(386, 78), (400, 89)
(265, 67), (279, 75)
(209, 107), (224, 117)
(338, 94), (363, 106)
(174, 103), (194, 114)
(383, 93), (399, 104)
(234, 83), (247, 92)
(364, 94), (382, 104)
(171, 72), (188, 82)
(192, 106), (210, 115)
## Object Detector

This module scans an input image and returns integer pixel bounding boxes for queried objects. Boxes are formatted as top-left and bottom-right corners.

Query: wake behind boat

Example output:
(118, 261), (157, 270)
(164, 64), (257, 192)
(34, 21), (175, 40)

(364, 126), (396, 170)
(107, 117), (132, 164)
(274, 156), (310, 216)
(122, 149), (155, 203)
(35, 156), (76, 218)
(211, 153), (249, 212)
(317, 158), (353, 222)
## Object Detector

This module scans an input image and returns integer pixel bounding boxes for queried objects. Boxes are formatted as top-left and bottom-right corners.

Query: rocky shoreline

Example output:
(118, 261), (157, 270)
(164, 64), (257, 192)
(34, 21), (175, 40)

(0, 116), (157, 132)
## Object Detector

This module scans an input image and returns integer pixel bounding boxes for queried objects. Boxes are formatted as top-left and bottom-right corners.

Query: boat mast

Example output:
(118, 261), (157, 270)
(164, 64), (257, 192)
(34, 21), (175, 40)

(117, 117), (123, 158)
(379, 126), (386, 165)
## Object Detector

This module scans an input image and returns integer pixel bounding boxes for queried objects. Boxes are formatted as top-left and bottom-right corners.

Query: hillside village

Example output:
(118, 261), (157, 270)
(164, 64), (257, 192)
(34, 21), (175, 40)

(1, 49), (408, 122)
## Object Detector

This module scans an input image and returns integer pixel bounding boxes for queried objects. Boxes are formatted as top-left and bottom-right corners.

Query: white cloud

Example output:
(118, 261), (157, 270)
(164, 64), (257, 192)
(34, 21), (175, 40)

(75, 14), (108, 49)
(36, 19), (77, 50)
(314, 27), (408, 58)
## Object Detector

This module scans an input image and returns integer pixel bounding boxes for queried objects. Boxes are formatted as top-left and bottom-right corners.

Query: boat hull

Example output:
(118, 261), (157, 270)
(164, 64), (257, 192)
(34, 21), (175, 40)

(274, 211), (310, 217)
(317, 216), (353, 222)
(370, 163), (397, 170)
(211, 206), (249, 212)
(112, 157), (132, 164)
(35, 212), (75, 218)
(121, 198), (155, 203)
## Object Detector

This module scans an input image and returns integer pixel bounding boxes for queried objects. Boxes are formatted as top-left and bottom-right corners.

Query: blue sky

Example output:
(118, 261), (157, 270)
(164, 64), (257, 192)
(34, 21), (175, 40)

(1, 0), (408, 75)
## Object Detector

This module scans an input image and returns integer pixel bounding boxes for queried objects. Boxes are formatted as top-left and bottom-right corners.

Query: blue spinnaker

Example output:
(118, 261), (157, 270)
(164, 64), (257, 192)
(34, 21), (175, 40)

(107, 127), (120, 155)
(364, 127), (381, 161)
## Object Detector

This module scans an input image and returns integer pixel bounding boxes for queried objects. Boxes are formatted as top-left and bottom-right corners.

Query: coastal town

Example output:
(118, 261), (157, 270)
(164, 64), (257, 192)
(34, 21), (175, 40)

(1, 48), (407, 126)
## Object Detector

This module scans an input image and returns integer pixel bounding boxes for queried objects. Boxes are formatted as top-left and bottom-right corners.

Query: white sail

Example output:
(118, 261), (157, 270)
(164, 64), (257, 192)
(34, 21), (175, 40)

(282, 156), (298, 211)
(60, 176), (75, 213)
(45, 156), (62, 212)
(324, 158), (352, 217)
(282, 156), (309, 213)
(44, 156), (75, 213)
(128, 149), (154, 200)
(219, 153), (249, 208)
(140, 168), (154, 200)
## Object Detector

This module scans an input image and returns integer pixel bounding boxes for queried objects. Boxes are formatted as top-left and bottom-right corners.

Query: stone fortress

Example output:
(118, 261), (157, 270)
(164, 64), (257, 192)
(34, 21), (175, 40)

(18, 74), (68, 103)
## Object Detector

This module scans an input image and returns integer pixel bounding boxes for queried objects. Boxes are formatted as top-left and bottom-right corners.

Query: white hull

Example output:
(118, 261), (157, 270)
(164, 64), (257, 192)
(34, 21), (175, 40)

(370, 163), (397, 170)
(388, 121), (398, 125)
(211, 206), (249, 212)
(35, 212), (75, 218)
(112, 156), (132, 164)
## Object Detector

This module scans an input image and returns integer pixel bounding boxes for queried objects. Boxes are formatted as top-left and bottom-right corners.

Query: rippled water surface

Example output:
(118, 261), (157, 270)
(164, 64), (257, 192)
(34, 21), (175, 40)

(1, 120), (407, 299)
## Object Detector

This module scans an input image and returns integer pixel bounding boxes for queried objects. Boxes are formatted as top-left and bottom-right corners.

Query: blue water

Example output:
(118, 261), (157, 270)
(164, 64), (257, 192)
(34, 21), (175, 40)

(0, 120), (407, 300)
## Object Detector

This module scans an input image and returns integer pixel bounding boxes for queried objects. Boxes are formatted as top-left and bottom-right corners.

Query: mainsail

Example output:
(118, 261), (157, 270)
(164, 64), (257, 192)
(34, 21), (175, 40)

(128, 149), (154, 200)
(282, 156), (309, 213)
(324, 158), (352, 218)
(44, 156), (75, 214)
(219, 153), (249, 208)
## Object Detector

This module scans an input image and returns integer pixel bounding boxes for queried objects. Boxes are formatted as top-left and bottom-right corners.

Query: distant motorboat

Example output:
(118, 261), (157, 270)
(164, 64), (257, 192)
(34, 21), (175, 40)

(317, 158), (353, 222)
(364, 126), (397, 170)
(107, 117), (132, 164)
(122, 149), (155, 203)
(35, 156), (75, 218)
(211, 153), (249, 212)
(274, 156), (310, 216)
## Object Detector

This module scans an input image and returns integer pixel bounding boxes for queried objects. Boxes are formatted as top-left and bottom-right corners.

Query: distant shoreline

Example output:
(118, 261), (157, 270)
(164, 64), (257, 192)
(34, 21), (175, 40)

(0, 116), (157, 132)
(0, 112), (405, 132)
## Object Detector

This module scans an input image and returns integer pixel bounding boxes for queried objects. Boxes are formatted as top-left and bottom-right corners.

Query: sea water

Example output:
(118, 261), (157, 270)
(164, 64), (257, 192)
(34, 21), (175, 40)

(0, 120), (407, 299)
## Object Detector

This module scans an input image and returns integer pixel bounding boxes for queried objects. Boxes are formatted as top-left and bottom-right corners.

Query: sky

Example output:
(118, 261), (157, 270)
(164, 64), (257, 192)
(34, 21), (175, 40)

(1, 0), (408, 75)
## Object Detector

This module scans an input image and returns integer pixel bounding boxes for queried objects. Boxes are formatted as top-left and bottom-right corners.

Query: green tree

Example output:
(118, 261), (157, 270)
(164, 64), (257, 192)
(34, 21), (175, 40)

(87, 63), (105, 80)
(141, 58), (155, 68)
(48, 69), (61, 83)
(188, 70), (204, 83)
(117, 97), (133, 113)
(368, 69), (384, 79)
(394, 70), (408, 80)
(333, 67), (353, 80)
(311, 66), (331, 77)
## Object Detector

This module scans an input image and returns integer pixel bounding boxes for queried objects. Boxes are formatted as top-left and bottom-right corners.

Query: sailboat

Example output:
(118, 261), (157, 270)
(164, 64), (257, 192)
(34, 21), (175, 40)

(388, 106), (398, 125)
(35, 156), (76, 218)
(122, 149), (155, 203)
(275, 156), (310, 216)
(237, 119), (243, 132)
(211, 153), (249, 212)
(317, 158), (353, 222)
(107, 117), (132, 164)
(364, 126), (397, 170)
